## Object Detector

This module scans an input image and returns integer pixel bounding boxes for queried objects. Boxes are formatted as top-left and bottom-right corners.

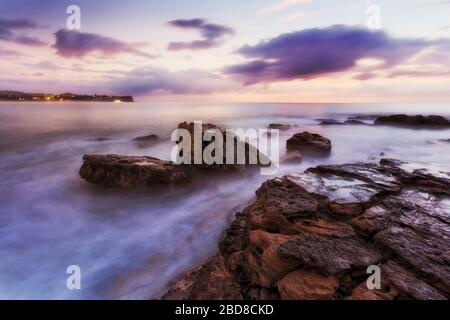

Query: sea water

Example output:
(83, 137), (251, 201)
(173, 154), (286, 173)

(0, 101), (449, 299)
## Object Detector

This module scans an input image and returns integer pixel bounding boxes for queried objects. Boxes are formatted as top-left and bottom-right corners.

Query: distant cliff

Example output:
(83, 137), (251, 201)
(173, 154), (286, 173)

(0, 91), (134, 102)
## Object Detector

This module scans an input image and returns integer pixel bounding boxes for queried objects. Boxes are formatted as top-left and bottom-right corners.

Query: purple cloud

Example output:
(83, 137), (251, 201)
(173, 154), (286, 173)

(0, 47), (25, 57)
(108, 67), (231, 96)
(53, 29), (155, 59)
(0, 18), (46, 46)
(225, 25), (448, 84)
(167, 18), (234, 50)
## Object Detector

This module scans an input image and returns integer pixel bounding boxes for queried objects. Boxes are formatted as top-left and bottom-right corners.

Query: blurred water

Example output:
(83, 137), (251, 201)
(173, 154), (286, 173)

(0, 101), (449, 299)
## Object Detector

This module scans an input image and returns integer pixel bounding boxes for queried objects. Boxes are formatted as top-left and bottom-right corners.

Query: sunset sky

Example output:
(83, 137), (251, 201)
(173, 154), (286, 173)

(1, 0), (450, 103)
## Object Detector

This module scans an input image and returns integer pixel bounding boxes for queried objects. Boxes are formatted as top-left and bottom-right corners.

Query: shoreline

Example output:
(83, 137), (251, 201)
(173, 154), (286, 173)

(72, 117), (450, 300)
(162, 158), (450, 300)
(1, 110), (450, 299)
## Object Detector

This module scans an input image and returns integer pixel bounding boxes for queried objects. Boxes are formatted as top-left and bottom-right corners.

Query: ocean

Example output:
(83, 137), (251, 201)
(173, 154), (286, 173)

(0, 101), (449, 299)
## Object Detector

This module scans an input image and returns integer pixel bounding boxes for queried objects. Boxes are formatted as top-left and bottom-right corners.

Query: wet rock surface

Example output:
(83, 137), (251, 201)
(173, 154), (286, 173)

(286, 132), (332, 154)
(161, 256), (243, 300)
(93, 137), (111, 142)
(281, 151), (302, 163)
(164, 159), (450, 300)
(318, 119), (344, 126)
(318, 119), (368, 126)
(79, 122), (272, 188)
(374, 114), (450, 128)
(344, 119), (368, 125)
(268, 123), (291, 130)
(177, 122), (270, 171)
(133, 134), (158, 142)
(79, 154), (189, 187)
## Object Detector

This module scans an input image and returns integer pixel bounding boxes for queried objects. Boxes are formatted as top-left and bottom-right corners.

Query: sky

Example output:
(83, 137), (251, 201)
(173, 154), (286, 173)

(0, 0), (450, 103)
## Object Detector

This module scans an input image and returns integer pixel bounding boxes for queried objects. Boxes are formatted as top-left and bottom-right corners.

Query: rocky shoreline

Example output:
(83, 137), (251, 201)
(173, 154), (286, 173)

(79, 122), (273, 188)
(318, 114), (450, 128)
(162, 159), (450, 300)
(77, 117), (450, 300)
(79, 154), (190, 187)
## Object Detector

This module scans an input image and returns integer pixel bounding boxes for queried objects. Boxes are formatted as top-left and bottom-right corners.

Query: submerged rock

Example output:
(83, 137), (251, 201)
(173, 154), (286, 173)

(268, 123), (291, 130)
(374, 114), (450, 128)
(164, 159), (450, 300)
(161, 256), (242, 300)
(318, 119), (344, 126)
(318, 119), (368, 126)
(348, 115), (379, 121)
(281, 151), (302, 163)
(344, 119), (368, 125)
(278, 269), (339, 300)
(79, 154), (189, 187)
(133, 134), (158, 142)
(286, 132), (331, 154)
(93, 137), (111, 142)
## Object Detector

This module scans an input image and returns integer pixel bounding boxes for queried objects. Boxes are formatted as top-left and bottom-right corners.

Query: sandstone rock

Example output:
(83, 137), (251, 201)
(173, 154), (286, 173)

(248, 178), (321, 233)
(133, 134), (158, 142)
(309, 162), (402, 193)
(374, 226), (450, 295)
(293, 218), (356, 238)
(382, 261), (446, 300)
(374, 114), (450, 127)
(278, 269), (339, 300)
(164, 159), (450, 300)
(281, 151), (302, 163)
(268, 123), (291, 130)
(161, 256), (242, 300)
(287, 172), (382, 216)
(350, 206), (390, 237)
(277, 233), (382, 276)
(381, 159), (450, 195)
(176, 122), (270, 171)
(347, 282), (398, 300)
(245, 230), (299, 287)
(318, 119), (344, 126)
(347, 259), (447, 300)
(79, 154), (189, 187)
(383, 190), (450, 231)
(344, 119), (368, 125)
(286, 132), (331, 153)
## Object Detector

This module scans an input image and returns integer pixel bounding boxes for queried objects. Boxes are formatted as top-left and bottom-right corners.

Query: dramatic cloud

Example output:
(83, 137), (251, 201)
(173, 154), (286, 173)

(167, 18), (233, 50)
(108, 67), (231, 95)
(53, 29), (155, 59)
(225, 25), (450, 84)
(0, 18), (46, 46)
